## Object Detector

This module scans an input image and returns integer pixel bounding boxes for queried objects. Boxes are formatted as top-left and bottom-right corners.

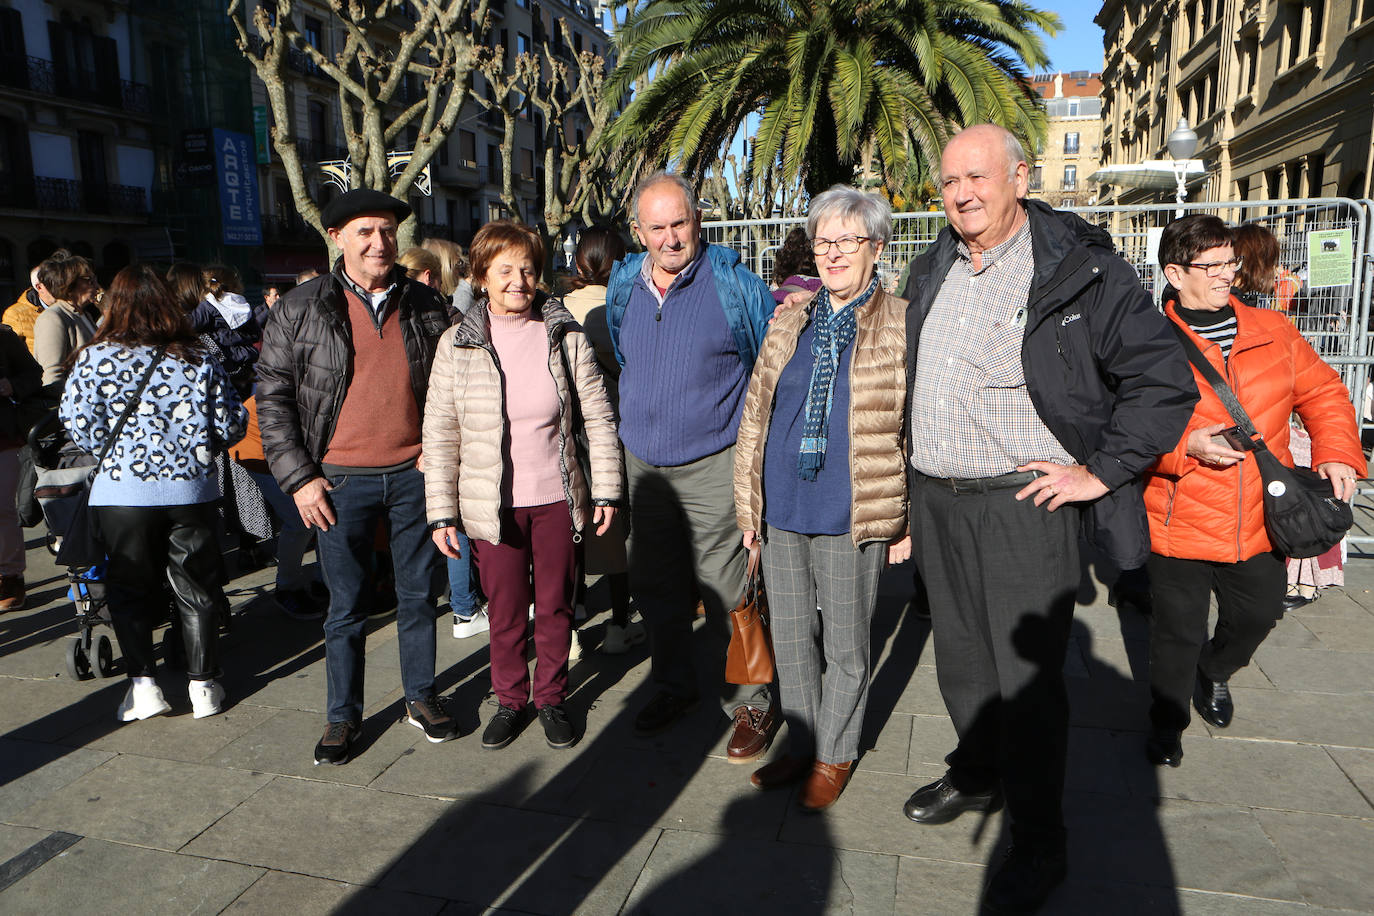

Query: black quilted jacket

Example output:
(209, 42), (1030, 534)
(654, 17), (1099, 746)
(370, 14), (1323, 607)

(255, 260), (451, 496)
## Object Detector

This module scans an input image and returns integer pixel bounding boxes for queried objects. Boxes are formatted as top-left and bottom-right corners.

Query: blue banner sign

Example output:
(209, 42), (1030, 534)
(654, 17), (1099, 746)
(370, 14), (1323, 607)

(214, 128), (263, 246)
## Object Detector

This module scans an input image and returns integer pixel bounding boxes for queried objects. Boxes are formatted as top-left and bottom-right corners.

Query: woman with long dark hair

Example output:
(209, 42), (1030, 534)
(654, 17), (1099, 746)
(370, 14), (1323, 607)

(562, 226), (641, 653)
(60, 264), (247, 722)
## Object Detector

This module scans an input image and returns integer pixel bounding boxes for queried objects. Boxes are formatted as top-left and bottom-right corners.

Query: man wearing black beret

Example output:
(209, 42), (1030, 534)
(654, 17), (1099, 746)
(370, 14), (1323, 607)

(256, 188), (459, 764)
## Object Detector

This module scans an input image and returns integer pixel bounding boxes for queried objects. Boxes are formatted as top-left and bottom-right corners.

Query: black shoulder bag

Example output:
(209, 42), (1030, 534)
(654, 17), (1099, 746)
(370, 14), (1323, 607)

(1170, 324), (1351, 559)
(54, 348), (167, 567)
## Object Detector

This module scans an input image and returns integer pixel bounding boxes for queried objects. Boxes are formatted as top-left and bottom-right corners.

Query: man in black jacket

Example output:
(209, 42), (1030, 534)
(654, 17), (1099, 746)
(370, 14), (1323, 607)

(257, 189), (456, 766)
(898, 125), (1197, 911)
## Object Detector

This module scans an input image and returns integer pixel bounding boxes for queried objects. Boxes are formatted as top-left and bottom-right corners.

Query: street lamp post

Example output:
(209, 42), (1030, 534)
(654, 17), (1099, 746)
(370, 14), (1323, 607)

(562, 231), (577, 269)
(1166, 116), (1199, 219)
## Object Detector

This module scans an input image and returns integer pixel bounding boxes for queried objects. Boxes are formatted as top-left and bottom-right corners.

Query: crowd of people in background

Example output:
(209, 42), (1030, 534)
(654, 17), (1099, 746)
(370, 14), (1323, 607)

(0, 122), (1365, 914)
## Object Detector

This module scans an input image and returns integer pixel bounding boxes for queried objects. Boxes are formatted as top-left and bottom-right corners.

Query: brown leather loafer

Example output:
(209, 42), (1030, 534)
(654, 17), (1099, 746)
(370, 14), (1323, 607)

(750, 755), (813, 790)
(800, 760), (854, 811)
(725, 705), (777, 764)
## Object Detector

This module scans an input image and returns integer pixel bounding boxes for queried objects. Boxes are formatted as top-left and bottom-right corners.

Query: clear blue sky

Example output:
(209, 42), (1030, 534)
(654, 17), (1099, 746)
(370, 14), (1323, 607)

(1038, 0), (1107, 73)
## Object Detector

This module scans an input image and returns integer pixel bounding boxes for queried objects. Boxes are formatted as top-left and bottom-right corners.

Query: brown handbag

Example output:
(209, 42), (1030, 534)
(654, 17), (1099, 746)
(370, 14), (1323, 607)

(725, 548), (775, 685)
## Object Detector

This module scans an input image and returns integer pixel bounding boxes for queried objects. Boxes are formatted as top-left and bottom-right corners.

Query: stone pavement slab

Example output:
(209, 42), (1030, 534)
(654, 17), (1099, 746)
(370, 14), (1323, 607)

(1201, 687), (1374, 747)
(0, 737), (114, 821)
(205, 707), (422, 787)
(1325, 746), (1374, 804)
(1253, 809), (1374, 911)
(8, 754), (272, 851)
(0, 823), (51, 864)
(0, 837), (263, 915)
(182, 776), (452, 885)
(377, 800), (660, 914)
(1252, 644), (1374, 694)
(624, 829), (899, 915)
(223, 870), (446, 915)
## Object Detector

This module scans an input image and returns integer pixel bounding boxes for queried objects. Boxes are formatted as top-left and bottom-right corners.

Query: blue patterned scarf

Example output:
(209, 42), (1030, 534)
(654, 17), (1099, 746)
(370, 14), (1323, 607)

(798, 277), (878, 480)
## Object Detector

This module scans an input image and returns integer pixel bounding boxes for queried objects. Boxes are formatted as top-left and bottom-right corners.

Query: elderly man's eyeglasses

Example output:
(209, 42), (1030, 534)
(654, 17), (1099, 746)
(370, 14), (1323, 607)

(811, 236), (871, 256)
(1183, 257), (1243, 277)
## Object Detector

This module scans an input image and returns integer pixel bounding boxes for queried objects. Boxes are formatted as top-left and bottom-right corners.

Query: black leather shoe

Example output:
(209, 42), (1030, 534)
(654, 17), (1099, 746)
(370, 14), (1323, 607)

(481, 704), (527, 750)
(1145, 729), (1183, 767)
(1281, 593), (1314, 612)
(1193, 669), (1233, 728)
(903, 776), (1002, 824)
(633, 690), (699, 735)
(983, 844), (1067, 914)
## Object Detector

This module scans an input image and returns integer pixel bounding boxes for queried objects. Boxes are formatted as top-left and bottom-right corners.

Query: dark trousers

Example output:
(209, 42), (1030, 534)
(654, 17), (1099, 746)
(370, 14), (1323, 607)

(473, 501), (577, 709)
(1146, 550), (1285, 731)
(95, 502), (224, 681)
(625, 446), (772, 714)
(912, 476), (1079, 850)
(316, 468), (438, 724)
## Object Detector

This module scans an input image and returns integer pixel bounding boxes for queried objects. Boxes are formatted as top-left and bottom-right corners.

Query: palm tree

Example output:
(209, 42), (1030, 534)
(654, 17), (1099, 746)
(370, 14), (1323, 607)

(602, 0), (1059, 201)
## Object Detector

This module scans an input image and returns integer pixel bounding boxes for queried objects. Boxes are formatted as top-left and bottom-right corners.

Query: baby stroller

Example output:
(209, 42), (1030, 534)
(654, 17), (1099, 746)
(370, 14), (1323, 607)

(29, 410), (116, 680)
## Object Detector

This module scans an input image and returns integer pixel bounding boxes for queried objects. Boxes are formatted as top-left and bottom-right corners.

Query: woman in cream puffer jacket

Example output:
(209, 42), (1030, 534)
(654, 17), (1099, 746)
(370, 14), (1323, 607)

(423, 220), (621, 751)
(732, 186), (909, 811)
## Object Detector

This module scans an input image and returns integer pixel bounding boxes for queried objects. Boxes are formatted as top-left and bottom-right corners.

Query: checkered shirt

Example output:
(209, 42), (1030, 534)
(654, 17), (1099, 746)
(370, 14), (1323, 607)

(909, 219), (1074, 478)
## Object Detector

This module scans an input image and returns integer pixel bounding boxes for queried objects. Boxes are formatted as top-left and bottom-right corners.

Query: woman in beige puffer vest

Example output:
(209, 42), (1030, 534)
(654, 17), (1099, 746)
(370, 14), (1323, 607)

(424, 221), (621, 750)
(733, 186), (909, 811)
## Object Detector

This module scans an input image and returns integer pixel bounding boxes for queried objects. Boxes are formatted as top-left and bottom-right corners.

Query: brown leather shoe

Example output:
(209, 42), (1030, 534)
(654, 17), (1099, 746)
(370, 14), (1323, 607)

(725, 705), (777, 764)
(0, 574), (25, 612)
(750, 755), (813, 790)
(799, 760), (854, 811)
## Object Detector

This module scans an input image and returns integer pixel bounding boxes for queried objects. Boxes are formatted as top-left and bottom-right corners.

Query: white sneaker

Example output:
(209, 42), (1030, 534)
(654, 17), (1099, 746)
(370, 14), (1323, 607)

(568, 629), (583, 663)
(601, 619), (647, 655)
(453, 606), (491, 639)
(189, 679), (226, 719)
(116, 677), (172, 722)
(528, 602), (536, 621)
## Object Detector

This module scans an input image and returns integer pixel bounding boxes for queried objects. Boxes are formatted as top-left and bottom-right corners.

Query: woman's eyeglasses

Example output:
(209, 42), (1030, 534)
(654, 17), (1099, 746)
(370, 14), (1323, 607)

(810, 236), (871, 256)
(1183, 257), (1243, 277)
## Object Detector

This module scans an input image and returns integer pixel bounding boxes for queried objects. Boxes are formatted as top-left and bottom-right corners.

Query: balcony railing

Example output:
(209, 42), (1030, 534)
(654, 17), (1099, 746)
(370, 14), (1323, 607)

(245, 36), (329, 80)
(0, 54), (152, 114)
(33, 177), (148, 215)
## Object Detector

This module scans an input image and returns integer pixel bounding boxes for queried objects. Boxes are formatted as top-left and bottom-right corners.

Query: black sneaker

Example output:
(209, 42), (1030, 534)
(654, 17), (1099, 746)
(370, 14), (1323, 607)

(633, 690), (699, 735)
(313, 721), (361, 766)
(983, 844), (1067, 913)
(538, 704), (576, 749)
(276, 588), (326, 621)
(481, 704), (526, 750)
(406, 695), (460, 743)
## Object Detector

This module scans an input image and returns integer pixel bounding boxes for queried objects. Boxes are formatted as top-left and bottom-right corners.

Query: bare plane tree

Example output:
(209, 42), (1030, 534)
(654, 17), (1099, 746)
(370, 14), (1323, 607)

(226, 0), (490, 252)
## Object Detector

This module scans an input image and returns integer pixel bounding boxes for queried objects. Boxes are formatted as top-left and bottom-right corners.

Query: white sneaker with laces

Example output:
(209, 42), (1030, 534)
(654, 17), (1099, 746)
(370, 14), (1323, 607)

(189, 679), (226, 719)
(601, 618), (647, 655)
(453, 606), (491, 639)
(117, 677), (172, 722)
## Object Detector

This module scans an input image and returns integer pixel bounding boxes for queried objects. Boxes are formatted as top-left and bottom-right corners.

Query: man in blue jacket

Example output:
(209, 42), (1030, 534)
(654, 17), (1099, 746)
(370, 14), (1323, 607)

(605, 171), (777, 761)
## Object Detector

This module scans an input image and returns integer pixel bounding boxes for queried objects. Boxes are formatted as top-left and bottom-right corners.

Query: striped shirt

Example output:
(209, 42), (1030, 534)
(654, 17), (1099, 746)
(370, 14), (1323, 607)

(1176, 304), (1237, 360)
(910, 219), (1074, 478)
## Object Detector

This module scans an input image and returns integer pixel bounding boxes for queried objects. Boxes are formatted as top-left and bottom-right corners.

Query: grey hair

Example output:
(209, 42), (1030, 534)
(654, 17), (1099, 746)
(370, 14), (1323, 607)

(630, 170), (698, 224)
(805, 185), (893, 248)
(1001, 130), (1028, 181)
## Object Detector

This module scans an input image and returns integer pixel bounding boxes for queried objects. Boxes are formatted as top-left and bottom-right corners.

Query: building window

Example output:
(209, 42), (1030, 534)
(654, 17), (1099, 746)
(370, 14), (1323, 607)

(1240, 35), (1259, 95)
(519, 147), (534, 178)
(517, 32), (530, 56)
(1308, 152), (1325, 197)
(1062, 165), (1077, 191)
(1282, 0), (1325, 68)
(458, 130), (476, 164)
(1064, 132), (1080, 155)
(1029, 166), (1043, 191)
(438, 137), (449, 166)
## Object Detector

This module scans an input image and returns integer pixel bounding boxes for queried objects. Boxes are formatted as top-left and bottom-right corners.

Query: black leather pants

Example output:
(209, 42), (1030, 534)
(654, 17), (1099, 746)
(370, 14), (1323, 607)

(94, 503), (225, 680)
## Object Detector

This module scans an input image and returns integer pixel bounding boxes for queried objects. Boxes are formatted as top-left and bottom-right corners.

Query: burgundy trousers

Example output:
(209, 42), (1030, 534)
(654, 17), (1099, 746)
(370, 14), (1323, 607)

(473, 500), (577, 709)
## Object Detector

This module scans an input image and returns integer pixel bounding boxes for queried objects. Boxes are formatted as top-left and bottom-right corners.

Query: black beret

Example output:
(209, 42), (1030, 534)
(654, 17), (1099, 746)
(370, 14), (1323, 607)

(320, 189), (411, 230)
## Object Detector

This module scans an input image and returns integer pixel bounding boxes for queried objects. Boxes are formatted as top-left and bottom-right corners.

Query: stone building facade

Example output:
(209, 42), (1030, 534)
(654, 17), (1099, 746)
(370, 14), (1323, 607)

(1027, 71), (1105, 208)
(1096, 0), (1374, 206)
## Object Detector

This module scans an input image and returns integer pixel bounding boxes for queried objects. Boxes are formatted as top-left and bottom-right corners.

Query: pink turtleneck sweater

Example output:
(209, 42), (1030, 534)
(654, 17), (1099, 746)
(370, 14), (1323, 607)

(488, 309), (565, 508)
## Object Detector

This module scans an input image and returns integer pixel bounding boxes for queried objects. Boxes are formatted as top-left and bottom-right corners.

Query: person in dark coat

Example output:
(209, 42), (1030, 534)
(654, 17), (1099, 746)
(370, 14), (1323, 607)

(896, 124), (1199, 912)
(256, 189), (456, 767)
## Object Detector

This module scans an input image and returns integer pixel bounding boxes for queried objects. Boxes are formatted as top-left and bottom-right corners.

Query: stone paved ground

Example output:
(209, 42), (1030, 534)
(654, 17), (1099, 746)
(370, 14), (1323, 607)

(0, 529), (1371, 915)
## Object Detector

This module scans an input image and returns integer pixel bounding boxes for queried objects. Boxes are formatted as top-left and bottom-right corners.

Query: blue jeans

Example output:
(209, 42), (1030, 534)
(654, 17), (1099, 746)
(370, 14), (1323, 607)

(445, 531), (480, 618)
(316, 467), (438, 724)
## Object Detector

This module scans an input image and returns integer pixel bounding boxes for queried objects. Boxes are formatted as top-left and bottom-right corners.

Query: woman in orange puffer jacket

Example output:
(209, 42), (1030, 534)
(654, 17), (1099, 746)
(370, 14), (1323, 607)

(1143, 216), (1365, 769)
